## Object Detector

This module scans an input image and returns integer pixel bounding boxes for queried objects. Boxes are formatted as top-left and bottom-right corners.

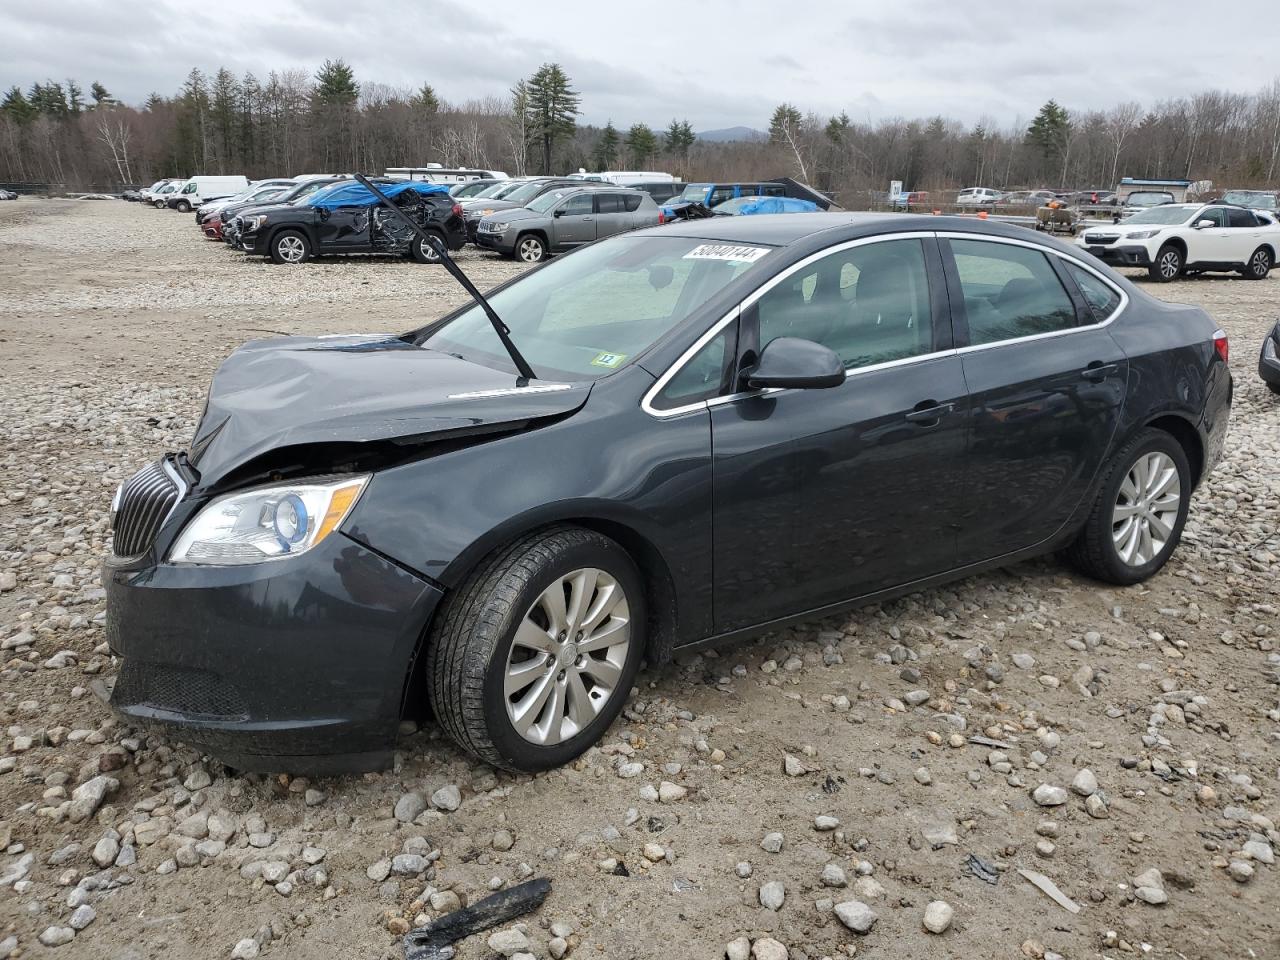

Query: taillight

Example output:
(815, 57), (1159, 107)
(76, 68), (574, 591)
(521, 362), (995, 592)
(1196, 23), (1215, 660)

(1212, 330), (1228, 363)
(657, 210), (665, 224)
(452, 203), (463, 217)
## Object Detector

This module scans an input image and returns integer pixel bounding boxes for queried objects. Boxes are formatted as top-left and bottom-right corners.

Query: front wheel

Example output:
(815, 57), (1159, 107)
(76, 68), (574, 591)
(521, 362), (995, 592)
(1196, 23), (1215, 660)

(410, 231), (445, 263)
(425, 527), (645, 771)
(269, 230), (311, 265)
(515, 234), (546, 263)
(1241, 246), (1272, 280)
(175, 199), (191, 213)
(1148, 245), (1182, 282)
(1064, 428), (1191, 585)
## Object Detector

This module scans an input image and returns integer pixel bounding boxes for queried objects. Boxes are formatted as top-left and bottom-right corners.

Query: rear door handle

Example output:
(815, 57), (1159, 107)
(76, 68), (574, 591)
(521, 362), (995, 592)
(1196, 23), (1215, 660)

(904, 401), (954, 424)
(1081, 363), (1118, 381)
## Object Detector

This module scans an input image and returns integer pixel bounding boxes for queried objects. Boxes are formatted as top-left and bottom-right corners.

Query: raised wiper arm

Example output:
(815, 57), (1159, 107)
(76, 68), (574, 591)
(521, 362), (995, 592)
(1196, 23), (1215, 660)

(352, 174), (537, 382)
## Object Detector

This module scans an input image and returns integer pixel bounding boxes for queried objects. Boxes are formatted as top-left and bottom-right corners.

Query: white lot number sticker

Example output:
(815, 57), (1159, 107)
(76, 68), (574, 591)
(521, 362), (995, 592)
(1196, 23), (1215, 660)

(683, 244), (770, 263)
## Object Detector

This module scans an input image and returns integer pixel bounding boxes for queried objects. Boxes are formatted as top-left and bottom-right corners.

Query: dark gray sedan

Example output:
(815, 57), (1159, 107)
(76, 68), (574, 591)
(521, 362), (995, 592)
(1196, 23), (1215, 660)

(476, 186), (661, 261)
(103, 213), (1232, 775)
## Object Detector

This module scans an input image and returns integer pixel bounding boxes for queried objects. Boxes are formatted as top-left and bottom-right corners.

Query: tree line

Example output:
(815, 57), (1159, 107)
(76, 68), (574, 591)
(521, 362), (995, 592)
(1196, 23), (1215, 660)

(2, 60), (1279, 201)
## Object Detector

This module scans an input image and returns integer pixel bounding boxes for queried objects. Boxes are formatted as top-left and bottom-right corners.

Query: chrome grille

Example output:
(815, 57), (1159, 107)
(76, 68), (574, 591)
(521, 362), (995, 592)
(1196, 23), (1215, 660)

(111, 460), (182, 558)
(1083, 233), (1119, 246)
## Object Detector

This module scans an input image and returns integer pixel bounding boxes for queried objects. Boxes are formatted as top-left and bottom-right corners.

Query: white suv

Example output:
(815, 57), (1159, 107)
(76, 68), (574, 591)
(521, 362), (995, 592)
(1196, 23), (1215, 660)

(1077, 203), (1279, 282)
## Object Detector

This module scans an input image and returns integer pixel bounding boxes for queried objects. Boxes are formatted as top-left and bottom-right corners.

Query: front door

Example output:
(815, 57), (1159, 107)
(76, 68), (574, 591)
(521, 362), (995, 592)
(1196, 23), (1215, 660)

(552, 194), (596, 247)
(941, 236), (1129, 564)
(710, 235), (969, 633)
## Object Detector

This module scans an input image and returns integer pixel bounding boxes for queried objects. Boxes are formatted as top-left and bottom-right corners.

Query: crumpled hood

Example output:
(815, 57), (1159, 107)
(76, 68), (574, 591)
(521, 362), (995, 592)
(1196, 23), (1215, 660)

(188, 334), (589, 485)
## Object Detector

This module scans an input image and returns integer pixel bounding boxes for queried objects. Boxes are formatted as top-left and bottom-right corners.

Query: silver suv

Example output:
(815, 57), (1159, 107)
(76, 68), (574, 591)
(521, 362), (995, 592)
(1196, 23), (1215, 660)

(475, 187), (660, 262)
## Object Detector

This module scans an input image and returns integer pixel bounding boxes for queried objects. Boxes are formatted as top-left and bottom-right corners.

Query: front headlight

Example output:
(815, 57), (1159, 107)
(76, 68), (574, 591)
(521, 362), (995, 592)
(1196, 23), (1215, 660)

(168, 475), (369, 565)
(242, 214), (266, 232)
(1126, 229), (1162, 240)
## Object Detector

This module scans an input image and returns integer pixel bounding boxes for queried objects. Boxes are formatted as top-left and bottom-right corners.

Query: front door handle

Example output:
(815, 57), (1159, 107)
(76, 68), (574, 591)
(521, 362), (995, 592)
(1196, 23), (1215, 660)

(1081, 362), (1118, 381)
(904, 401), (954, 424)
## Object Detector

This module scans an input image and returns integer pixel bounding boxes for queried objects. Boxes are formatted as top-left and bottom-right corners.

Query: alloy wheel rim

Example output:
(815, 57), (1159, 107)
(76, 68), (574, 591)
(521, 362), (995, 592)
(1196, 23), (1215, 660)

(519, 239), (542, 262)
(1160, 252), (1179, 278)
(419, 238), (440, 261)
(1111, 451), (1181, 567)
(503, 567), (631, 746)
(278, 236), (305, 262)
(1253, 251), (1268, 275)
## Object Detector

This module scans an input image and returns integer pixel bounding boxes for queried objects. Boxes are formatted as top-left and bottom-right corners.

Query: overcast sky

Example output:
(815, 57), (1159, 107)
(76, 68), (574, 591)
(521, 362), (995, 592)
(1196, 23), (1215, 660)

(4, 0), (1279, 131)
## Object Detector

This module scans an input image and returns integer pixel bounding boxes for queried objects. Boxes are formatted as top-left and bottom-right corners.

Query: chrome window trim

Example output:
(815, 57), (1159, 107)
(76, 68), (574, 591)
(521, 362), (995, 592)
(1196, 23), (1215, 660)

(641, 232), (937, 419)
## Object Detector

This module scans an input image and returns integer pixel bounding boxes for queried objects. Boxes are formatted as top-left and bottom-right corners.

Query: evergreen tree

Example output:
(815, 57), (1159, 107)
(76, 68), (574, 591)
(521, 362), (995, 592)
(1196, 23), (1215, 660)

(412, 84), (439, 112)
(593, 120), (619, 170)
(29, 81), (69, 117)
(525, 63), (579, 173)
(144, 92), (165, 111)
(66, 80), (84, 115)
(824, 111), (851, 143)
(625, 123), (658, 165)
(1026, 100), (1071, 161)
(90, 82), (114, 107)
(1, 86), (37, 124)
(313, 59), (359, 107)
(663, 118), (695, 156)
(210, 68), (240, 168)
(768, 103), (802, 142)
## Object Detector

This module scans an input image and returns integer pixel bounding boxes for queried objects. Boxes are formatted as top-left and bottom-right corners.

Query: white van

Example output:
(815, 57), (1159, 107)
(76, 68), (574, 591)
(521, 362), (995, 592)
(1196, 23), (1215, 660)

(167, 175), (250, 212)
(385, 165), (508, 183)
(570, 170), (675, 186)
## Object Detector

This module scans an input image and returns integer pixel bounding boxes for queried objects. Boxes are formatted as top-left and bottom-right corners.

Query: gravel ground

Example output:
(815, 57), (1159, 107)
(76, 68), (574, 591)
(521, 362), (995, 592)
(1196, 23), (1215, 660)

(1, 198), (1278, 960)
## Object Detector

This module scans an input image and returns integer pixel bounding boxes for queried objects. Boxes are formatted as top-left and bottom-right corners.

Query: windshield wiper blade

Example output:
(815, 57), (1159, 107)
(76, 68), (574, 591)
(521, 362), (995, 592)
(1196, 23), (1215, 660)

(353, 174), (537, 382)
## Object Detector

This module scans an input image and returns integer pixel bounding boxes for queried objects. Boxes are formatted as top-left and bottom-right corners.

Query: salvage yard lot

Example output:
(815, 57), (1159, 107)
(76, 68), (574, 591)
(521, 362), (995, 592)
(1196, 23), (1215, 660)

(0, 199), (1278, 960)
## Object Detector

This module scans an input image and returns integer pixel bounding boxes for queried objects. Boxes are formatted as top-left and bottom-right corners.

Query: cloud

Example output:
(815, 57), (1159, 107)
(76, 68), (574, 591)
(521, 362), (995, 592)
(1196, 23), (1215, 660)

(2, 0), (1276, 131)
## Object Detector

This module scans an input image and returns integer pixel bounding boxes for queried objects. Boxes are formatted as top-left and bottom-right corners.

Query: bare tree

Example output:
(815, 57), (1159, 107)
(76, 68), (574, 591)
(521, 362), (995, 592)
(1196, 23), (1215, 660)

(96, 110), (134, 182)
(1105, 101), (1142, 184)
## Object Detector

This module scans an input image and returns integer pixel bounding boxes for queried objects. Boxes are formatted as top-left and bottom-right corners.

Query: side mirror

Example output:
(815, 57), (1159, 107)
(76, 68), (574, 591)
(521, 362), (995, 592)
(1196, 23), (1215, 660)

(553, 208), (565, 217)
(744, 337), (845, 390)
(1194, 219), (1214, 229)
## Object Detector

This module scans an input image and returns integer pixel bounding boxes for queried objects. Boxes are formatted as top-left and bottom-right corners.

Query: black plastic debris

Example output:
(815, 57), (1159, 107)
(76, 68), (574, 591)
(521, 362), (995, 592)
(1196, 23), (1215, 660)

(403, 877), (551, 960)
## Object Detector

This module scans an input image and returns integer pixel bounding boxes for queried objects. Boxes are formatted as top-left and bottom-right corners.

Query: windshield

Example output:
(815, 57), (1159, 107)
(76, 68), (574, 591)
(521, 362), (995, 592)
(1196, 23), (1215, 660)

(1122, 205), (1196, 225)
(1223, 190), (1277, 210)
(502, 181), (556, 205)
(423, 236), (770, 380)
(673, 184), (712, 203)
(527, 190), (579, 214)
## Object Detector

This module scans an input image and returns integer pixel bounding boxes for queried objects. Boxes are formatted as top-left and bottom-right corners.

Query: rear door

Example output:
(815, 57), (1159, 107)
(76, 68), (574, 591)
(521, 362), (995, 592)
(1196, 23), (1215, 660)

(551, 193), (596, 247)
(941, 235), (1129, 564)
(592, 193), (631, 239)
(708, 234), (970, 632)
(1224, 207), (1265, 262)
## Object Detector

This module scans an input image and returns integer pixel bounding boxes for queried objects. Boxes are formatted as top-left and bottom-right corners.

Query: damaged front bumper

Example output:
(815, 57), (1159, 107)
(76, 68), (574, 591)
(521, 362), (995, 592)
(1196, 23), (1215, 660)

(102, 524), (443, 774)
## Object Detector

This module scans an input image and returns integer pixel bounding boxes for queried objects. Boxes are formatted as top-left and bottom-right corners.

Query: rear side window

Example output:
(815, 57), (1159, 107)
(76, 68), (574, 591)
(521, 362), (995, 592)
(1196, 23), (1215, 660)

(950, 239), (1077, 345)
(1064, 262), (1121, 323)
(623, 194), (643, 212)
(595, 194), (625, 214)
(1226, 208), (1257, 228)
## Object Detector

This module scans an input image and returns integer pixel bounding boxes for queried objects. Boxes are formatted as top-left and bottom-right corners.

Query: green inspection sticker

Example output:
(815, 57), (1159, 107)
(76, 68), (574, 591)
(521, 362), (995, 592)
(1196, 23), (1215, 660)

(590, 352), (627, 368)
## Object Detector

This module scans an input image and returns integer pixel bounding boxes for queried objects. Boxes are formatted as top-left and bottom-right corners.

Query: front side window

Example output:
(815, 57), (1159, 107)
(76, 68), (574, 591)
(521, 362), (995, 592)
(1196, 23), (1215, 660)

(423, 237), (767, 380)
(560, 194), (593, 216)
(951, 239), (1076, 345)
(183, 183), (197, 193)
(1196, 207), (1227, 227)
(754, 238), (934, 369)
(651, 324), (736, 411)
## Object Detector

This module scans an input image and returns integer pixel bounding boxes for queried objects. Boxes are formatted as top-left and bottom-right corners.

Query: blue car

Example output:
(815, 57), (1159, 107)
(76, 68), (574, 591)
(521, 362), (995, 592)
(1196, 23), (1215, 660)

(660, 181), (787, 218)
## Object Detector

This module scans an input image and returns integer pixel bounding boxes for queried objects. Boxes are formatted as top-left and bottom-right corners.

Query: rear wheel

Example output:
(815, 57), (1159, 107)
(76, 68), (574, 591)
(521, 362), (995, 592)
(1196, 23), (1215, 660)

(1064, 429), (1191, 585)
(425, 527), (644, 771)
(269, 230), (311, 265)
(1148, 245), (1182, 282)
(410, 231), (445, 263)
(1241, 246), (1272, 280)
(516, 234), (546, 263)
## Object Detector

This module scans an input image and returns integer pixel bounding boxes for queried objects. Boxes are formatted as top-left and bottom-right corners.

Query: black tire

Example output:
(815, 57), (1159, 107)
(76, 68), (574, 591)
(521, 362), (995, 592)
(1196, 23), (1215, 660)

(1241, 246), (1272, 280)
(1064, 428), (1192, 585)
(425, 526), (645, 772)
(1268, 381), (1280, 396)
(1147, 244), (1182, 282)
(175, 199), (191, 213)
(269, 229), (311, 265)
(515, 233), (546, 263)
(410, 230), (445, 264)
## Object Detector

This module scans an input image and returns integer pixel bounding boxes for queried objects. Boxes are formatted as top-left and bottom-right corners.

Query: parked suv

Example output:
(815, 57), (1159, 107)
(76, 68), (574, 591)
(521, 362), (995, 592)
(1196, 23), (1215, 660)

(461, 178), (598, 242)
(233, 179), (466, 264)
(218, 177), (351, 245)
(1077, 202), (1279, 281)
(956, 187), (1002, 206)
(476, 187), (660, 261)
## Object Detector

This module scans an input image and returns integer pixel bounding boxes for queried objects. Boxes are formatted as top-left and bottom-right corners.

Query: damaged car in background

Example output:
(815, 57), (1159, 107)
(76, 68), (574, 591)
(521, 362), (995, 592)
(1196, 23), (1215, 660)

(103, 209), (1231, 775)
(230, 179), (466, 264)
